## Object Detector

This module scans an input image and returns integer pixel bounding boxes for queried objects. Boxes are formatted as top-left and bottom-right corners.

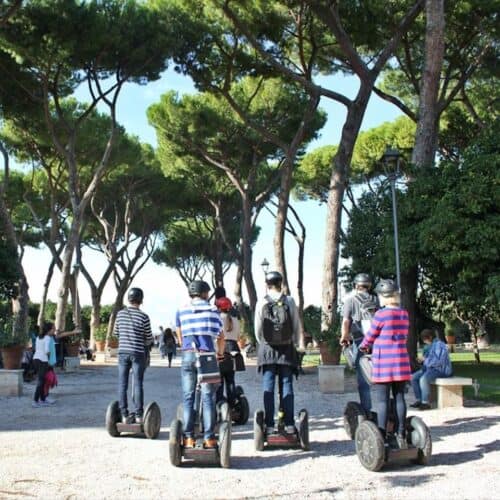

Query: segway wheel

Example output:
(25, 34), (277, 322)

(406, 416), (432, 465)
(143, 402), (161, 439)
(343, 401), (367, 440)
(298, 409), (310, 451)
(217, 401), (230, 423)
(105, 401), (121, 437)
(169, 419), (183, 467)
(235, 385), (244, 398)
(254, 410), (265, 451)
(355, 420), (385, 472)
(219, 421), (232, 468)
(232, 395), (250, 425)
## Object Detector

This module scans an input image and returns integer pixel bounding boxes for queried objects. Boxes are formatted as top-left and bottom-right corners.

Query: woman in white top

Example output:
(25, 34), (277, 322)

(33, 322), (54, 407)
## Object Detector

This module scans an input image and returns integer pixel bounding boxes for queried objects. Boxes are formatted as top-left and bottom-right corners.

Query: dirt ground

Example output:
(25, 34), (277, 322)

(1, 352), (499, 500)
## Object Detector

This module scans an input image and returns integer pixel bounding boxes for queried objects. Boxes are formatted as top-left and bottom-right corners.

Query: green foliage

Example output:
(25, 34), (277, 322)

(0, 313), (28, 347)
(303, 304), (341, 355)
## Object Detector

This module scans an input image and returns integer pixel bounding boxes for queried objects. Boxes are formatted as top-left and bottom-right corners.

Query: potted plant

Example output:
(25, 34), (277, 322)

(304, 305), (342, 365)
(94, 325), (107, 352)
(107, 333), (118, 349)
(0, 316), (29, 370)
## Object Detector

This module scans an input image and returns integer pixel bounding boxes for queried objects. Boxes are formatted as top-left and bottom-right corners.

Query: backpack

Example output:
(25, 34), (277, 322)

(262, 294), (293, 346)
(352, 292), (378, 335)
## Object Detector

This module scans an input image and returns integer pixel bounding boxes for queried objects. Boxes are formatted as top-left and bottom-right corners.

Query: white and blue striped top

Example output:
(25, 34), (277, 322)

(176, 299), (222, 352)
(114, 306), (153, 355)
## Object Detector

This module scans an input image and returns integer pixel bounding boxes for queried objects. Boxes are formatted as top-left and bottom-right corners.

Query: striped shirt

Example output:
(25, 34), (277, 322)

(176, 299), (222, 352)
(114, 306), (153, 355)
(360, 306), (411, 383)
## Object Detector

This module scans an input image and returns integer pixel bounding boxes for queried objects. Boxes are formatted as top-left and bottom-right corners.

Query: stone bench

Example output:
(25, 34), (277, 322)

(430, 377), (473, 409)
(63, 356), (80, 372)
(0, 369), (23, 396)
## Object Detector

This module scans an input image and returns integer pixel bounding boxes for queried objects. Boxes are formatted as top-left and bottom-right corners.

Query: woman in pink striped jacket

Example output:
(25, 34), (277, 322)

(360, 279), (411, 448)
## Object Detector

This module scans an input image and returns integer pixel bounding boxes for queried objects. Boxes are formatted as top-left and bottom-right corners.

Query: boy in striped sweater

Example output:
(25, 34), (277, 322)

(114, 287), (153, 424)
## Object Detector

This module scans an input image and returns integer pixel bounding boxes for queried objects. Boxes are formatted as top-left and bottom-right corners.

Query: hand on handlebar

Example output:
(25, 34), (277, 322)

(359, 345), (370, 354)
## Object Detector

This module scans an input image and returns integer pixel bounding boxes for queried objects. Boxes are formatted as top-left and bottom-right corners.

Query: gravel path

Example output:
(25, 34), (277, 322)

(1, 353), (499, 500)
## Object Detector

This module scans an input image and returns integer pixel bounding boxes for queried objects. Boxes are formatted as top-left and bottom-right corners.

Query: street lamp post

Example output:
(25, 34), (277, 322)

(381, 146), (402, 289)
(260, 258), (269, 276)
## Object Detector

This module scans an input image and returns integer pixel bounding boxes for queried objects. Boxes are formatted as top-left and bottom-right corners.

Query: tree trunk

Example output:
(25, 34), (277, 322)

(241, 194), (257, 311)
(37, 255), (57, 327)
(322, 85), (372, 332)
(90, 293), (101, 351)
(406, 0), (445, 361)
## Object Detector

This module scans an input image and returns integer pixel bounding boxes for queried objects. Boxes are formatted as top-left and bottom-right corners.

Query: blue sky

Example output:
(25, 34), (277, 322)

(22, 68), (402, 330)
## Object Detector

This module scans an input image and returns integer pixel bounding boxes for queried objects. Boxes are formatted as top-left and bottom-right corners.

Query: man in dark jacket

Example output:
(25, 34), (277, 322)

(254, 271), (300, 435)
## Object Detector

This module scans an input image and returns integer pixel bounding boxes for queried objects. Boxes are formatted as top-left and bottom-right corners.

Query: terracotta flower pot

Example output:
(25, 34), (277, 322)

(95, 340), (105, 352)
(318, 342), (341, 365)
(0, 345), (25, 369)
(66, 343), (80, 357)
(107, 338), (118, 349)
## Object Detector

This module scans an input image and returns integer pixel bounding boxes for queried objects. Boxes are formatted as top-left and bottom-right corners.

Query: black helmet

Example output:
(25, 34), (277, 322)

(127, 287), (144, 304)
(354, 273), (372, 288)
(265, 271), (283, 287)
(375, 279), (398, 297)
(188, 280), (210, 297)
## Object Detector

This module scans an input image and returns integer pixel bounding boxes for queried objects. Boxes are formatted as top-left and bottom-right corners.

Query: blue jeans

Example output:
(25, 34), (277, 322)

(354, 338), (372, 412)
(118, 352), (146, 417)
(411, 367), (444, 403)
(182, 352), (217, 440)
(262, 364), (294, 427)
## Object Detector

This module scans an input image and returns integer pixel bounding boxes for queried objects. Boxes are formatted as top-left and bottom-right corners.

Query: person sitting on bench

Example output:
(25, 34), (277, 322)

(411, 329), (453, 410)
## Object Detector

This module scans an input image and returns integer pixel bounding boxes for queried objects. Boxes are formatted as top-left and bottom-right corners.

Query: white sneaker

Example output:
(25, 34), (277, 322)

(32, 401), (42, 408)
(45, 398), (57, 405)
(266, 426), (276, 435)
(39, 401), (51, 407)
(285, 425), (296, 435)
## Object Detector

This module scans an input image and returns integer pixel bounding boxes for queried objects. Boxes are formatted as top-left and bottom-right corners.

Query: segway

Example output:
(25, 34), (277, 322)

(231, 385), (250, 425)
(106, 354), (161, 439)
(345, 349), (432, 471)
(253, 378), (309, 451)
(169, 349), (232, 468)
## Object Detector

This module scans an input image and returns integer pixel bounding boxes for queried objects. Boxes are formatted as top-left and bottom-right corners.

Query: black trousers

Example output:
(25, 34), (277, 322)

(33, 359), (49, 402)
(371, 381), (407, 436)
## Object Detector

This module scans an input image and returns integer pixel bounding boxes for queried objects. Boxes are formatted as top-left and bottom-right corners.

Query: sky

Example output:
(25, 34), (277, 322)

(21, 68), (402, 331)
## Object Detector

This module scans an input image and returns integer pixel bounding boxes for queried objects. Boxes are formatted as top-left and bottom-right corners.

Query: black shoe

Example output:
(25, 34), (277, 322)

(410, 401), (422, 408)
(122, 414), (134, 424)
(418, 403), (431, 411)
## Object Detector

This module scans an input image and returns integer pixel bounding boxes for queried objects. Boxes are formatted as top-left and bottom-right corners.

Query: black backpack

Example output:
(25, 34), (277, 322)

(262, 294), (293, 346)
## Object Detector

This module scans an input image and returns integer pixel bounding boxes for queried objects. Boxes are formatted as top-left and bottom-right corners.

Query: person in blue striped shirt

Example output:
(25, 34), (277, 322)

(176, 280), (224, 449)
(114, 287), (153, 424)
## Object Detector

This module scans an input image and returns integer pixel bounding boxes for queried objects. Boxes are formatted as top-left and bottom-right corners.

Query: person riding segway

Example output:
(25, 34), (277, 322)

(106, 287), (161, 439)
(346, 279), (432, 471)
(169, 280), (232, 467)
(215, 296), (249, 425)
(253, 271), (309, 451)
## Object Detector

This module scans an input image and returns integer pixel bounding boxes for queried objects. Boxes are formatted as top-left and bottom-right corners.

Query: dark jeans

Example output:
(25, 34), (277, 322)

(181, 351), (217, 440)
(167, 352), (173, 367)
(262, 364), (294, 427)
(34, 359), (49, 402)
(216, 370), (236, 406)
(371, 381), (407, 436)
(118, 352), (146, 417)
(354, 337), (372, 412)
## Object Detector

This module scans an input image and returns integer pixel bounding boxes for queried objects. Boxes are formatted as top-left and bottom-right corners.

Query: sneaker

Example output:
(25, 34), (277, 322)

(122, 414), (134, 424)
(39, 400), (52, 407)
(418, 403), (431, 411)
(409, 401), (422, 408)
(183, 437), (196, 448)
(32, 401), (42, 408)
(266, 426), (276, 435)
(135, 415), (143, 425)
(45, 398), (57, 405)
(396, 434), (408, 449)
(285, 425), (297, 435)
(203, 437), (218, 449)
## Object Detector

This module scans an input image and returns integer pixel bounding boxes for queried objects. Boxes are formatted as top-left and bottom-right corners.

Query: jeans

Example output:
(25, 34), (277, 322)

(262, 364), (294, 427)
(216, 370), (236, 406)
(371, 381), (407, 436)
(118, 352), (146, 417)
(181, 351), (217, 440)
(354, 338), (372, 412)
(412, 367), (443, 403)
(34, 359), (49, 402)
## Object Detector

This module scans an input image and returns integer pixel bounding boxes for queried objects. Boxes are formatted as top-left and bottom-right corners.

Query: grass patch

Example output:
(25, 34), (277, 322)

(450, 351), (500, 404)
